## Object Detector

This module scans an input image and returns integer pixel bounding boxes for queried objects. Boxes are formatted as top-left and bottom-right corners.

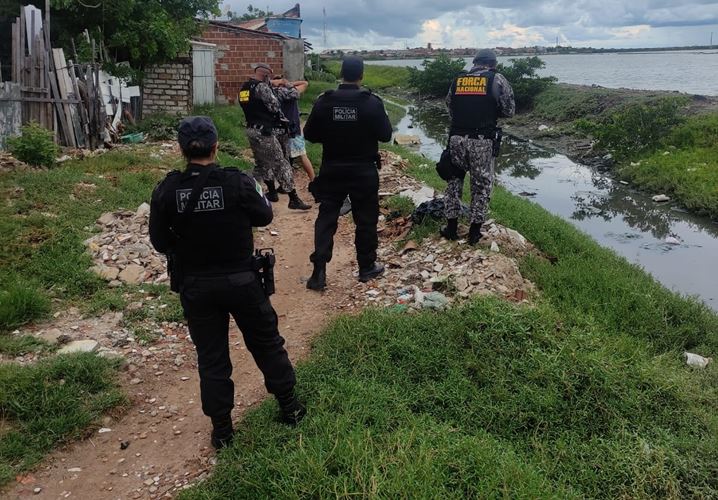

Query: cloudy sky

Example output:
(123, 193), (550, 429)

(222, 0), (718, 50)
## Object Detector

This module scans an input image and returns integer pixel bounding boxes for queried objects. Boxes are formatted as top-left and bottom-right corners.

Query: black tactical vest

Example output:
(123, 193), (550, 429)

(449, 70), (499, 136)
(239, 79), (278, 128)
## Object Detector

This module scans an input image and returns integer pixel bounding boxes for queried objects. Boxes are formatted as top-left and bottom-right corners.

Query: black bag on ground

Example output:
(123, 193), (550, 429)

(412, 198), (470, 224)
(435, 144), (466, 181)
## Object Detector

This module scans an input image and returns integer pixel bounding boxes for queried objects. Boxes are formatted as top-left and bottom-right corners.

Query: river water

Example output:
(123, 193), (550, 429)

(392, 102), (718, 311)
(370, 50), (718, 96)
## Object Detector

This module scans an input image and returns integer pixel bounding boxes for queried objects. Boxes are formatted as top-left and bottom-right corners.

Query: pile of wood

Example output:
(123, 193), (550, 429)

(2, 2), (113, 149)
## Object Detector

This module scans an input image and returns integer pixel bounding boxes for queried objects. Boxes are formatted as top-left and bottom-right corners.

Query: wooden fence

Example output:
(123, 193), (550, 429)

(1, 1), (107, 149)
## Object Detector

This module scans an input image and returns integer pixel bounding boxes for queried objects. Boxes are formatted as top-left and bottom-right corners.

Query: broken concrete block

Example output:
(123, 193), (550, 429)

(118, 264), (146, 284)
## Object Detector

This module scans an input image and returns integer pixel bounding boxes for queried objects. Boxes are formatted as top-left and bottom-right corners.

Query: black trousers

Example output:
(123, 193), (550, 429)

(180, 271), (296, 418)
(310, 164), (379, 269)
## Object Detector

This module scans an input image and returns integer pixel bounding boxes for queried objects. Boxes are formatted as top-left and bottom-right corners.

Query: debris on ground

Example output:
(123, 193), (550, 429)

(684, 352), (713, 368)
(334, 150), (537, 312)
(652, 194), (671, 203)
(393, 134), (421, 146)
(85, 203), (169, 286)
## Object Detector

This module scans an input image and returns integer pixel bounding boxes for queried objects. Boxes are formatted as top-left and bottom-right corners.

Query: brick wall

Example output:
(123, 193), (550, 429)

(200, 25), (284, 104)
(142, 60), (192, 116)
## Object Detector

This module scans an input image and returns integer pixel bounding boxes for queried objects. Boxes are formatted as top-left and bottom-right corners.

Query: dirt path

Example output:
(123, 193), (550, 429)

(10, 176), (359, 499)
(8, 154), (536, 499)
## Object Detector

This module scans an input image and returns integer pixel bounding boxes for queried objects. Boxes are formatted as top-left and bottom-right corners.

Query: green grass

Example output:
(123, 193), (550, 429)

(619, 114), (718, 218)
(182, 299), (717, 499)
(0, 146), (178, 336)
(323, 62), (411, 90)
(0, 353), (125, 484)
(182, 134), (718, 498)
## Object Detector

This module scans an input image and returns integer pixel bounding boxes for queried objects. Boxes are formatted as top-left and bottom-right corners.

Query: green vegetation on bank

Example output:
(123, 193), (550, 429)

(183, 125), (718, 498)
(527, 84), (718, 217)
(0, 353), (125, 484)
(322, 60), (411, 90)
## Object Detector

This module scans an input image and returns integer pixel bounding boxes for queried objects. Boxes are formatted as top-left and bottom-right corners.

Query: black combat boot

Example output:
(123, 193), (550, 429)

(358, 262), (385, 283)
(306, 263), (327, 291)
(276, 390), (307, 426)
(210, 414), (234, 449)
(288, 190), (311, 210)
(265, 180), (279, 202)
(440, 218), (459, 241)
(468, 223), (483, 246)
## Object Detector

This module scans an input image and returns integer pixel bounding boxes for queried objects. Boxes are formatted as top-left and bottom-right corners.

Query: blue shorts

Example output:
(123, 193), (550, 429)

(289, 136), (306, 158)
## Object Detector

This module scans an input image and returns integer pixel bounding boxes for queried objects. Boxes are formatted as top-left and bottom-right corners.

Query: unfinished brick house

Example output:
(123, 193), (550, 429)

(198, 21), (306, 105)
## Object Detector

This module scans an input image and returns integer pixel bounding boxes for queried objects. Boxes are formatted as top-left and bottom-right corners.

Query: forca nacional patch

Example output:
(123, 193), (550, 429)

(239, 90), (250, 103)
(455, 76), (488, 95)
(176, 187), (225, 213)
(333, 107), (358, 121)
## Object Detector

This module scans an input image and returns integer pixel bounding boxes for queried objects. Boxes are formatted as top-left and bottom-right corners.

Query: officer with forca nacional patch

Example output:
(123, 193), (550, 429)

(149, 117), (306, 450)
(239, 63), (311, 210)
(303, 57), (393, 290)
(441, 49), (515, 245)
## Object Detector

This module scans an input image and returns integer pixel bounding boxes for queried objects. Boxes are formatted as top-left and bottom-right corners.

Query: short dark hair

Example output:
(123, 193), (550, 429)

(340, 56), (364, 82)
(181, 139), (215, 160)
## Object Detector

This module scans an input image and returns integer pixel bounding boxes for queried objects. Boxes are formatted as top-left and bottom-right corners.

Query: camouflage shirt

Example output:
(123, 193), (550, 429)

(253, 78), (285, 117)
(446, 65), (515, 119)
(274, 84), (300, 102)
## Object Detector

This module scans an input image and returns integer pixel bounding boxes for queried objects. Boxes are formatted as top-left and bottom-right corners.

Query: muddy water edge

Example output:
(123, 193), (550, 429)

(391, 99), (718, 311)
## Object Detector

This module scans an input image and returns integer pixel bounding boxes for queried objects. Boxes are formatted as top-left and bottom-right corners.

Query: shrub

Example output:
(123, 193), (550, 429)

(129, 113), (182, 141)
(0, 283), (50, 332)
(577, 97), (687, 160)
(497, 57), (556, 112)
(408, 55), (466, 97)
(6, 123), (59, 168)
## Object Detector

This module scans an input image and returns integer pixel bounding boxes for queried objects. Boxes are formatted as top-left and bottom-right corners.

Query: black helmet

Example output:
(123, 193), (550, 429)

(473, 49), (497, 66)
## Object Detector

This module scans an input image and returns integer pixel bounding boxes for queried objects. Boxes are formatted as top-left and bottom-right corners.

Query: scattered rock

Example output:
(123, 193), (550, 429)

(33, 487), (42, 495)
(98, 428), (112, 434)
(37, 328), (71, 345)
(684, 352), (712, 368)
(652, 194), (671, 203)
(135, 202), (151, 218)
(130, 378), (143, 385)
(490, 241), (500, 253)
(67, 467), (82, 473)
(537, 124), (550, 131)
(665, 236), (681, 245)
(118, 264), (146, 284)
(120, 441), (130, 450)
(57, 340), (99, 354)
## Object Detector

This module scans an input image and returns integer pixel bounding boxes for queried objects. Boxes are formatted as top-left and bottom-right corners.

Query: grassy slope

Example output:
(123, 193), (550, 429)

(182, 89), (718, 498)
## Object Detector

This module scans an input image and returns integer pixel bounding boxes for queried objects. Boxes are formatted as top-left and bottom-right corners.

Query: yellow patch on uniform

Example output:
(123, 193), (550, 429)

(239, 90), (251, 103)
(455, 76), (488, 95)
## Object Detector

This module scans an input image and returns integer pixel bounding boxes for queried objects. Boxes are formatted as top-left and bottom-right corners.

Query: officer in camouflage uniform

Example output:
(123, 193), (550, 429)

(239, 64), (310, 210)
(441, 49), (515, 245)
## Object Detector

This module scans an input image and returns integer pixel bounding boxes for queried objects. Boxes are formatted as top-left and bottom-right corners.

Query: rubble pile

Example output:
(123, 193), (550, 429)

(337, 222), (536, 312)
(0, 151), (30, 172)
(86, 203), (169, 286)
(333, 150), (537, 312)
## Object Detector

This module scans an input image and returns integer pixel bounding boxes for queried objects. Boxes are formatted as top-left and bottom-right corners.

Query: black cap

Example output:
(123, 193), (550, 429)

(340, 56), (364, 82)
(177, 116), (218, 151)
(473, 49), (497, 66)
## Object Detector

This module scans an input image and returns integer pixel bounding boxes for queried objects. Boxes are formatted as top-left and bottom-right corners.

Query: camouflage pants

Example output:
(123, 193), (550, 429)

(246, 128), (295, 192)
(443, 135), (495, 225)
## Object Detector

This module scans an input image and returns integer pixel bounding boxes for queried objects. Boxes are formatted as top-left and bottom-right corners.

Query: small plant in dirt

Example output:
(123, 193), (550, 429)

(6, 122), (59, 168)
(385, 195), (415, 219)
(0, 283), (50, 332)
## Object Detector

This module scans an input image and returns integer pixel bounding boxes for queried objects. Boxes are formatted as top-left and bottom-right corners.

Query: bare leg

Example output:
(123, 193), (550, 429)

(300, 154), (315, 181)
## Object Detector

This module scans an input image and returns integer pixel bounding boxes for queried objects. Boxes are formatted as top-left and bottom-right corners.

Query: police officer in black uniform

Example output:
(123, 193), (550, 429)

(149, 117), (305, 449)
(303, 57), (393, 291)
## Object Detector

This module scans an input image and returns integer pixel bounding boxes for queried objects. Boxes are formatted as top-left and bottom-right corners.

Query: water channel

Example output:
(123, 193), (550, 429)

(392, 101), (718, 311)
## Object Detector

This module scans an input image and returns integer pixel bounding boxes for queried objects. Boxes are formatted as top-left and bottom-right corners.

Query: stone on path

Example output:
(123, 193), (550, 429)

(37, 328), (70, 345)
(118, 264), (145, 284)
(652, 194), (671, 203)
(57, 340), (99, 354)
